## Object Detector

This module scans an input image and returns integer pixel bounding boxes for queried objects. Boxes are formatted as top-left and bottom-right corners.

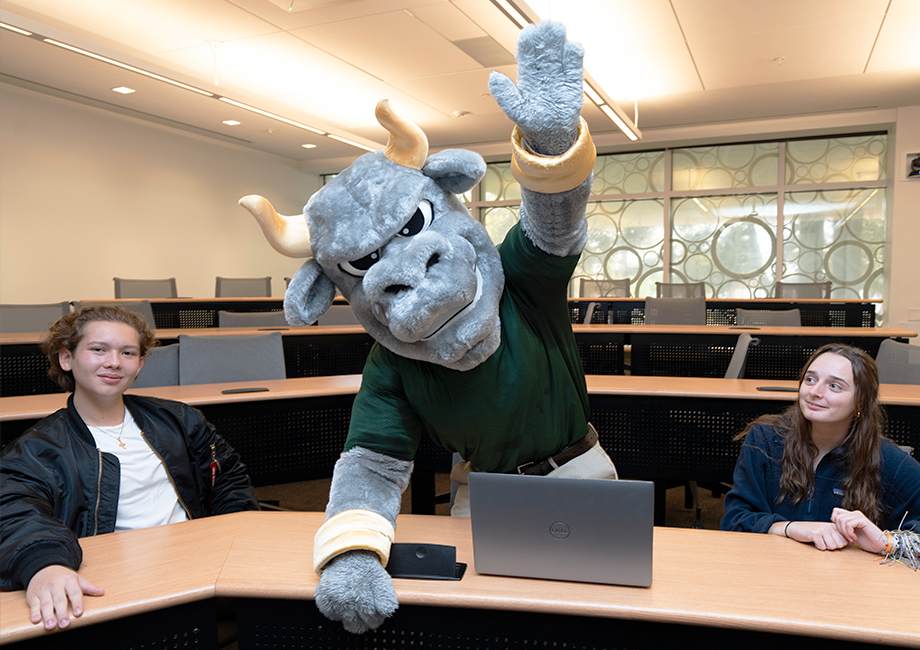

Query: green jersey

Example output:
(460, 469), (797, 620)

(345, 222), (590, 473)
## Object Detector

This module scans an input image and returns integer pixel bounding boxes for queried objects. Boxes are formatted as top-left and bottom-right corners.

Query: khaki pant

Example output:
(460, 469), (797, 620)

(449, 429), (618, 517)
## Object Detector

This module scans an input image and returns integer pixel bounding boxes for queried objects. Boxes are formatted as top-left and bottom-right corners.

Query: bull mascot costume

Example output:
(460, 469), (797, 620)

(240, 21), (618, 633)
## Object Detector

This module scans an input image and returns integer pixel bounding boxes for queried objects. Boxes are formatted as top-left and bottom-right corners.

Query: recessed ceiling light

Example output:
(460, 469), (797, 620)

(112, 86), (135, 94)
(222, 120), (241, 126)
(302, 143), (317, 149)
(0, 22), (33, 36)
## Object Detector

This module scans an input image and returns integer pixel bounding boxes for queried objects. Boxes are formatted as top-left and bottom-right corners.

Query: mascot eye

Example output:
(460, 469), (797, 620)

(397, 200), (433, 237)
(338, 250), (380, 277)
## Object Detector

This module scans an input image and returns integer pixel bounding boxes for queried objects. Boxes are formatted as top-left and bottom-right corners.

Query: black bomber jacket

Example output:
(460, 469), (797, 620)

(0, 394), (260, 591)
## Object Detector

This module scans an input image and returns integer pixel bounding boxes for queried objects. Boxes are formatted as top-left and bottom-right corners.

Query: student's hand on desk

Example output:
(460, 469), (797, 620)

(783, 521), (851, 550)
(26, 565), (104, 630)
(314, 550), (397, 634)
(830, 507), (886, 553)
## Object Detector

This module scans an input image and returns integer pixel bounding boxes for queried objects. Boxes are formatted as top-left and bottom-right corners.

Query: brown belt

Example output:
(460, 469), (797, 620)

(513, 425), (599, 476)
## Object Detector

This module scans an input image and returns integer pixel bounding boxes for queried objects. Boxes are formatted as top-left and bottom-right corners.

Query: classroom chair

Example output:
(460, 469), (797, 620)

(774, 281), (831, 299)
(655, 281), (705, 298)
(215, 276), (272, 298)
(73, 300), (157, 329)
(316, 304), (361, 326)
(643, 296), (706, 325)
(875, 339), (920, 385)
(114, 277), (178, 299)
(132, 343), (179, 388)
(682, 332), (761, 526)
(218, 310), (288, 328)
(735, 308), (801, 327)
(0, 302), (70, 333)
(580, 278), (631, 298)
(177, 332), (286, 385)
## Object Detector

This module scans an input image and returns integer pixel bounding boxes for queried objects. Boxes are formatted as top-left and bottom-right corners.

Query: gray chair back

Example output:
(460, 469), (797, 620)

(215, 276), (272, 297)
(132, 343), (179, 388)
(72, 300), (156, 329)
(580, 278), (631, 298)
(114, 277), (178, 299)
(583, 302), (597, 324)
(316, 304), (361, 326)
(724, 333), (760, 379)
(0, 302), (70, 332)
(656, 281), (705, 298)
(218, 310), (288, 328)
(876, 339), (920, 385)
(644, 296), (706, 325)
(178, 332), (286, 385)
(774, 281), (831, 299)
(736, 308), (801, 327)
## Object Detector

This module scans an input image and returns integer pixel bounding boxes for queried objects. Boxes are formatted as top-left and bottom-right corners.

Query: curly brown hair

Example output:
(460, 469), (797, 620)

(738, 343), (887, 525)
(42, 306), (158, 393)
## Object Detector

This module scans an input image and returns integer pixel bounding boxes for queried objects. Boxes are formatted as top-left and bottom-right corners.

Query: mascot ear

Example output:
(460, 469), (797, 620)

(422, 149), (486, 194)
(284, 259), (337, 326)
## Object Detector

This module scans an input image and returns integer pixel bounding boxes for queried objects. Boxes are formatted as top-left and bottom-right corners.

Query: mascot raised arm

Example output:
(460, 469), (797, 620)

(240, 21), (617, 634)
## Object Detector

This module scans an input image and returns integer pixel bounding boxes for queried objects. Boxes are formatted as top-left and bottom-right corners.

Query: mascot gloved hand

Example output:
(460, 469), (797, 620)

(240, 20), (604, 635)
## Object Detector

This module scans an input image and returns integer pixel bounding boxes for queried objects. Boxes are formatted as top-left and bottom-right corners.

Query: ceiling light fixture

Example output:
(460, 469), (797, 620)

(43, 38), (215, 97)
(112, 86), (136, 94)
(302, 143), (317, 149)
(0, 22), (32, 36)
(0, 22), (381, 154)
(327, 134), (376, 152)
(217, 97), (324, 134)
(488, 0), (642, 141)
(222, 120), (241, 126)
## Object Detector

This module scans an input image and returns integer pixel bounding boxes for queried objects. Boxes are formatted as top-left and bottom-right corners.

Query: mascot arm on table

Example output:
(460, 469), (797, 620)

(240, 21), (601, 634)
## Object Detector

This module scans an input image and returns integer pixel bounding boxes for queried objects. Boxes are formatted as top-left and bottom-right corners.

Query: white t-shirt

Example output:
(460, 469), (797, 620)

(88, 408), (189, 531)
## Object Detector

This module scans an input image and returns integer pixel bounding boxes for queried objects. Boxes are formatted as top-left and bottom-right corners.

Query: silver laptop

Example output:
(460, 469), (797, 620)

(468, 473), (654, 587)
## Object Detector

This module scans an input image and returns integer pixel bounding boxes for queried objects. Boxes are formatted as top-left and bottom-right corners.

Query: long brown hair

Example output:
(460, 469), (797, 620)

(42, 305), (157, 393)
(738, 344), (886, 525)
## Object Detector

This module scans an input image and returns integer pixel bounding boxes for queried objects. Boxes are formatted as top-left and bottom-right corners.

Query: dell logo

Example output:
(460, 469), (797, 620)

(550, 521), (570, 540)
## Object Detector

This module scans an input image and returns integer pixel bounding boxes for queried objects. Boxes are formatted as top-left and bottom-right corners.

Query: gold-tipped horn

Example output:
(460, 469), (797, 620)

(239, 195), (312, 258)
(376, 99), (428, 170)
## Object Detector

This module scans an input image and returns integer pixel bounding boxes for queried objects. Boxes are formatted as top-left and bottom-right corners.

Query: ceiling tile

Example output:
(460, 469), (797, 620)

(389, 64), (516, 117)
(291, 9), (483, 81)
(407, 2), (487, 41)
(866, 9), (920, 73)
(691, 22), (881, 89)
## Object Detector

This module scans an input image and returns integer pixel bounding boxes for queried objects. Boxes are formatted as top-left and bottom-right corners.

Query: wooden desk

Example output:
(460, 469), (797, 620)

(574, 323), (916, 378)
(0, 326), (374, 397)
(2, 512), (918, 648)
(569, 297), (881, 328)
(4, 376), (917, 522)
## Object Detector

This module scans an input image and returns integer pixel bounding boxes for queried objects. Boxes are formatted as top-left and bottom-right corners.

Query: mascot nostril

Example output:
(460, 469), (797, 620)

(384, 284), (411, 295)
(240, 20), (614, 636)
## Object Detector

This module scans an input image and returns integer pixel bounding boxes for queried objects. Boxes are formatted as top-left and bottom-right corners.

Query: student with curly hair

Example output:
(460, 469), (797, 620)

(1, 306), (259, 631)
(722, 343), (920, 554)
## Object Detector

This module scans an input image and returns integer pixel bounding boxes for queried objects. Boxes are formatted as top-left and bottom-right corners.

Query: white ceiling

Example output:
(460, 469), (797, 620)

(2, 0), (919, 174)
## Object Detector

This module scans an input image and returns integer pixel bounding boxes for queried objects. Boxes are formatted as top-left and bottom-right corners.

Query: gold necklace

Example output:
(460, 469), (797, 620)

(94, 417), (127, 449)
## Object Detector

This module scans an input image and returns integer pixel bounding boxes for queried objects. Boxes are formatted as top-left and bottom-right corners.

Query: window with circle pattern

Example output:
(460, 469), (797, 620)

(468, 133), (886, 314)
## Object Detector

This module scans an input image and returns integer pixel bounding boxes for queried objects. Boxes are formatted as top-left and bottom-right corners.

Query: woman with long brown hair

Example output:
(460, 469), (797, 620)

(721, 344), (920, 554)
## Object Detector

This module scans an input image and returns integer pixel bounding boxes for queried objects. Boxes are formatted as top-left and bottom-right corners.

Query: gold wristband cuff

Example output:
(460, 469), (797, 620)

(313, 509), (395, 575)
(510, 117), (596, 194)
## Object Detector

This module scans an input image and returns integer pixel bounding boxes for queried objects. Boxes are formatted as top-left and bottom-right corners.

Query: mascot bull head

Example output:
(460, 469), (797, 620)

(240, 100), (504, 371)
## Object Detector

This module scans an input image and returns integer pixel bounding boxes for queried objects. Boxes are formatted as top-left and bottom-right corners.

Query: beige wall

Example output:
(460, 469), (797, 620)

(0, 84), (321, 303)
(887, 105), (920, 336)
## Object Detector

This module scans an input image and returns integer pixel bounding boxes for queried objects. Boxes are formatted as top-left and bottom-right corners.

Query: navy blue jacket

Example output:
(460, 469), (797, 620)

(721, 421), (920, 534)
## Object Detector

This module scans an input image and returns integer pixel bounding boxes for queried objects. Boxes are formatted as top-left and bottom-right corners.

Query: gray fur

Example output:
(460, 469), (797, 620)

(422, 149), (487, 194)
(314, 447), (413, 634)
(488, 21), (584, 156)
(519, 175), (592, 257)
(284, 258), (336, 326)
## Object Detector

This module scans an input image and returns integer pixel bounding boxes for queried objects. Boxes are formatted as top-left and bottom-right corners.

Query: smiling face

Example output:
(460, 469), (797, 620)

(798, 352), (857, 431)
(58, 320), (146, 404)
